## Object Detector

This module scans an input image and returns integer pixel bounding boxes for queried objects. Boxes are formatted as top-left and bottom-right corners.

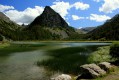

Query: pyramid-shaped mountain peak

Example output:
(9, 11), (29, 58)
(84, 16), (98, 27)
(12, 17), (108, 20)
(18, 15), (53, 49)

(29, 6), (69, 28)
(43, 6), (57, 15)
(44, 6), (53, 11)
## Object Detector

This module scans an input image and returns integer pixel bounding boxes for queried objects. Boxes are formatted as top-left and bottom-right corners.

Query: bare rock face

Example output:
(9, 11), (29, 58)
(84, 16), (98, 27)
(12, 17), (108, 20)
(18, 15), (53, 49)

(29, 6), (69, 28)
(80, 64), (106, 78)
(99, 62), (112, 72)
(0, 12), (11, 22)
(51, 74), (72, 80)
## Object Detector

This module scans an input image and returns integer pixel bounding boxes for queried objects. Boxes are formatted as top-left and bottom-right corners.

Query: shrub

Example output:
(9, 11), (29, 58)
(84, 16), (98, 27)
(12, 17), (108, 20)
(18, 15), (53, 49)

(110, 43), (119, 59)
(0, 35), (3, 41)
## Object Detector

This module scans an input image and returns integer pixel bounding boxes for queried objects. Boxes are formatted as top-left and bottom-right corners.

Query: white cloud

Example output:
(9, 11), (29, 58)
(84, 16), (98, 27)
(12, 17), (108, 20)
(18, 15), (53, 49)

(89, 14), (111, 22)
(5, 6), (44, 25)
(1, 1), (90, 25)
(67, 22), (70, 25)
(0, 4), (14, 12)
(51, 1), (71, 19)
(72, 15), (84, 20)
(93, 0), (101, 2)
(99, 0), (119, 13)
(78, 27), (83, 29)
(72, 2), (90, 10)
(51, 1), (90, 19)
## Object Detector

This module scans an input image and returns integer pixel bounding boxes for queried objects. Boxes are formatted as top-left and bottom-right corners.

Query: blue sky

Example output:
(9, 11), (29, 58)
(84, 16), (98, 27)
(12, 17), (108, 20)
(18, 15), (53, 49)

(0, 0), (119, 28)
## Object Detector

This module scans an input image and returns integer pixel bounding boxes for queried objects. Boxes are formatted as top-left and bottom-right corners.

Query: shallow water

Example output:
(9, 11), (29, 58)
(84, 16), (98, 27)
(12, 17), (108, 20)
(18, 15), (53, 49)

(0, 42), (111, 80)
(0, 50), (52, 80)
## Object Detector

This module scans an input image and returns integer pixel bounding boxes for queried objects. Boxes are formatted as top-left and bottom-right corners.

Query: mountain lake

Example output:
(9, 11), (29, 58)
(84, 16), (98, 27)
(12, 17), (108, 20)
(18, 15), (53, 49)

(0, 42), (111, 80)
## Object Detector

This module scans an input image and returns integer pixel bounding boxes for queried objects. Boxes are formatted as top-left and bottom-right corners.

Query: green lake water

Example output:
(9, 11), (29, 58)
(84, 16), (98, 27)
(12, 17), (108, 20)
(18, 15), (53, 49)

(0, 42), (111, 80)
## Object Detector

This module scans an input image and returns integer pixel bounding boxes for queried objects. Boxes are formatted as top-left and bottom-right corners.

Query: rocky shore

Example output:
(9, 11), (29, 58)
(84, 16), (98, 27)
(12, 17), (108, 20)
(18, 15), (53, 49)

(51, 62), (115, 80)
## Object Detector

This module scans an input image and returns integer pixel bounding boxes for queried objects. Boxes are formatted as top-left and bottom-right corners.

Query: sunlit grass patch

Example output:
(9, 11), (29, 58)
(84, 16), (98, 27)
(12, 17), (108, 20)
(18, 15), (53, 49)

(88, 46), (112, 63)
(0, 42), (10, 48)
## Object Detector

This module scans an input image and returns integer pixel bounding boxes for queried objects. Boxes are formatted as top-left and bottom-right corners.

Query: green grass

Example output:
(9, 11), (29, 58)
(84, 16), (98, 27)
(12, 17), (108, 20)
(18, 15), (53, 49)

(110, 42), (119, 60)
(88, 42), (119, 80)
(0, 42), (10, 48)
(88, 46), (113, 63)
(37, 45), (101, 75)
(0, 43), (46, 56)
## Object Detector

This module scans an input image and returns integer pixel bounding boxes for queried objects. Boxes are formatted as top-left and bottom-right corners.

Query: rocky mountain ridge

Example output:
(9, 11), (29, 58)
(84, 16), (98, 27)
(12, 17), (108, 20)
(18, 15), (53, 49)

(29, 6), (69, 28)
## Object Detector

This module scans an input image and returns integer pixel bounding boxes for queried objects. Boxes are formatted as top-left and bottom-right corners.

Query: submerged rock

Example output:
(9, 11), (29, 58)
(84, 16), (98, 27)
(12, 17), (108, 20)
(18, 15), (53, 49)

(80, 64), (106, 78)
(51, 74), (71, 80)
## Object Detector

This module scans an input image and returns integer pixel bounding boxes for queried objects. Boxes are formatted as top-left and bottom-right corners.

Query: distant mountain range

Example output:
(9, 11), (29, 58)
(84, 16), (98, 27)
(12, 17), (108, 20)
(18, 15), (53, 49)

(0, 6), (119, 41)
(80, 27), (96, 33)
(0, 6), (82, 41)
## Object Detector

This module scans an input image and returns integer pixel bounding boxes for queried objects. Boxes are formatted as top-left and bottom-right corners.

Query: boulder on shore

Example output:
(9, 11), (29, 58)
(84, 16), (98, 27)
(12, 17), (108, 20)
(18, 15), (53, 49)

(99, 62), (113, 72)
(80, 64), (106, 78)
(51, 74), (71, 80)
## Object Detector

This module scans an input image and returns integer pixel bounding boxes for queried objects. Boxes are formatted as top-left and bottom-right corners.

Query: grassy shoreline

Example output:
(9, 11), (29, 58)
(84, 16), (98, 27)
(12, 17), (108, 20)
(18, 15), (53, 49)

(5, 40), (117, 43)
(37, 45), (110, 75)
(88, 46), (113, 63)
(0, 42), (46, 56)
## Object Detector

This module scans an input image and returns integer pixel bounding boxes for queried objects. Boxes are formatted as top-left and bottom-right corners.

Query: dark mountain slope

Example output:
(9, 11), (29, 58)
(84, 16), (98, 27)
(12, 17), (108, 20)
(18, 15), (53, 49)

(29, 6), (68, 28)
(87, 14), (119, 40)
(27, 6), (80, 40)
(0, 12), (23, 41)
(0, 12), (11, 22)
